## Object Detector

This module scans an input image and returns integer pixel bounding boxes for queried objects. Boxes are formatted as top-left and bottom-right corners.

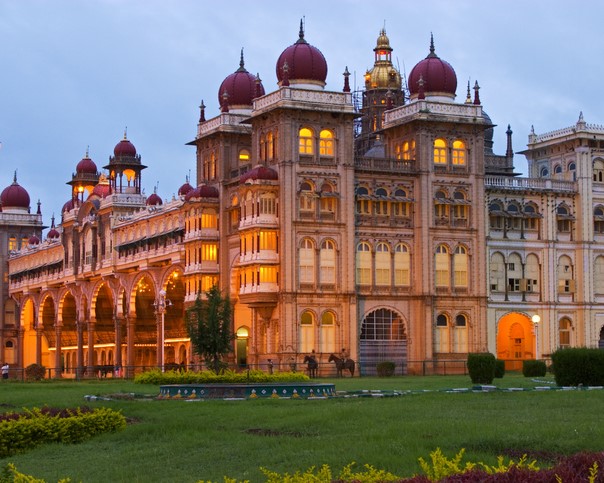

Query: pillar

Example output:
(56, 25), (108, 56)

(76, 320), (84, 379)
(87, 319), (95, 375)
(126, 316), (135, 378)
(54, 321), (63, 379)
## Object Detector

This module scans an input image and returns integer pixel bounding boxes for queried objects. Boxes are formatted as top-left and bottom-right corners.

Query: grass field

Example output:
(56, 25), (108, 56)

(1, 374), (603, 482)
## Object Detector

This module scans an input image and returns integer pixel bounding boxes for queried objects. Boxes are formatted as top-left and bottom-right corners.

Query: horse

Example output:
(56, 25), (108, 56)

(328, 354), (355, 377)
(303, 355), (318, 378)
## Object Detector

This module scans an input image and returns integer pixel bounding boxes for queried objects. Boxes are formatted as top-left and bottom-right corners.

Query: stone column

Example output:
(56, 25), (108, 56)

(126, 316), (135, 378)
(114, 316), (123, 369)
(76, 320), (84, 379)
(87, 319), (96, 375)
(54, 320), (63, 379)
(35, 325), (43, 366)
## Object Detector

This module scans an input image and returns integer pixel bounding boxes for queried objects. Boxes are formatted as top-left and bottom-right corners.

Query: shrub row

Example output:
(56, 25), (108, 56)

(522, 359), (547, 377)
(551, 347), (604, 386)
(0, 407), (126, 458)
(133, 368), (310, 385)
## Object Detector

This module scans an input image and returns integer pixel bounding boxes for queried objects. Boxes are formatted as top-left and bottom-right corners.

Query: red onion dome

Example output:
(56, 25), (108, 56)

(76, 149), (98, 174)
(62, 198), (79, 213)
(240, 165), (278, 183)
(146, 192), (163, 206)
(1, 172), (30, 209)
(408, 35), (457, 99)
(184, 184), (219, 201)
(178, 179), (194, 197)
(276, 21), (327, 87)
(90, 174), (112, 199)
(218, 50), (265, 110)
(28, 235), (40, 246)
(47, 227), (60, 239)
(114, 131), (137, 157)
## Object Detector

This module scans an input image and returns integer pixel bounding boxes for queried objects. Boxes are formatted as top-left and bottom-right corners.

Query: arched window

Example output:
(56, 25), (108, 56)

(453, 190), (468, 223)
(452, 140), (466, 166)
(356, 186), (371, 214)
(554, 164), (562, 175)
(375, 242), (391, 286)
(435, 244), (450, 288)
(319, 129), (334, 156)
(319, 183), (336, 217)
(557, 255), (574, 294)
(299, 238), (315, 285)
(320, 240), (336, 285)
(525, 253), (540, 293)
(540, 166), (549, 178)
(299, 127), (314, 155)
(394, 243), (410, 286)
(435, 313), (450, 353)
(403, 140), (416, 160)
(374, 188), (389, 215)
(595, 206), (604, 234)
(320, 311), (335, 353)
(453, 314), (468, 353)
(523, 204), (539, 231)
(453, 246), (468, 288)
(489, 201), (504, 230)
(559, 318), (572, 349)
(299, 181), (315, 216)
(507, 253), (523, 292)
(433, 138), (447, 165)
(356, 242), (372, 285)
(393, 188), (409, 217)
(300, 311), (316, 353)
(595, 256), (604, 294)
(490, 252), (505, 292)
(594, 159), (604, 182)
(557, 205), (573, 233)
(267, 132), (274, 160)
(434, 190), (449, 220)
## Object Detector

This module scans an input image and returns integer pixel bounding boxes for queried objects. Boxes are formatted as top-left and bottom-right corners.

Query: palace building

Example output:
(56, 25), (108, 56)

(3, 23), (604, 377)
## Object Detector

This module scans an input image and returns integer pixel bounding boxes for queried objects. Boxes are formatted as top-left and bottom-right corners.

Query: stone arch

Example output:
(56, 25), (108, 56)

(496, 312), (535, 371)
(359, 307), (408, 376)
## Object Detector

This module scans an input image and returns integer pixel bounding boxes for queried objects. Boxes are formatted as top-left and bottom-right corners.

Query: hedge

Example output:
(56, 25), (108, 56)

(551, 347), (604, 386)
(522, 359), (547, 377)
(134, 368), (310, 385)
(467, 353), (496, 384)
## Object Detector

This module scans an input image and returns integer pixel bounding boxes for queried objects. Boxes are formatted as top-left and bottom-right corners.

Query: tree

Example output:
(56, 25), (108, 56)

(186, 285), (234, 373)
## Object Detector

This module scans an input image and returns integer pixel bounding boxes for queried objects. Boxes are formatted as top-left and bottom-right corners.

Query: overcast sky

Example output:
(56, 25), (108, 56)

(1, 0), (603, 232)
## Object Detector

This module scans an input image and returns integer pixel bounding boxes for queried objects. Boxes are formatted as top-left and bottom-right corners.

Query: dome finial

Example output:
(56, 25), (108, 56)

(37, 199), (41, 215)
(123, 127), (128, 140)
(199, 100), (206, 123)
(343, 66), (351, 93)
(465, 80), (472, 104)
(236, 48), (247, 72)
(296, 17), (307, 44)
(13, 170), (17, 184)
(428, 33), (437, 58)
(473, 80), (481, 105)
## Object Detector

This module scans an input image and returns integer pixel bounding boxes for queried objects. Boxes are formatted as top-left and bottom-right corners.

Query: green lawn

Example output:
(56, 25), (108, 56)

(0, 374), (603, 482)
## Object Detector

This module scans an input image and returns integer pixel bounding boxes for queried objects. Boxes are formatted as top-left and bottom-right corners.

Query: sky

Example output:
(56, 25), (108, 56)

(1, 0), (603, 233)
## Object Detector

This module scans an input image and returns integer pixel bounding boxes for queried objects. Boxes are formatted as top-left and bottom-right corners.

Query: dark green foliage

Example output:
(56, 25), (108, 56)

(25, 364), (46, 381)
(551, 347), (604, 386)
(376, 361), (396, 377)
(467, 353), (496, 384)
(522, 359), (547, 377)
(494, 359), (505, 379)
(134, 368), (309, 385)
(185, 285), (234, 373)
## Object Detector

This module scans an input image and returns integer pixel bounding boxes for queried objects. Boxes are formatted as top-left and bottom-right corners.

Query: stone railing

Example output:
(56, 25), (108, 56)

(485, 176), (576, 193)
(253, 87), (354, 112)
(196, 113), (250, 138)
(385, 100), (482, 126)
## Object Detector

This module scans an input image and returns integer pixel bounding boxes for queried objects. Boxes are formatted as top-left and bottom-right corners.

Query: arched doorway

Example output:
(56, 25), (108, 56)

(496, 313), (535, 370)
(359, 308), (407, 376)
(21, 298), (38, 368)
(236, 326), (249, 367)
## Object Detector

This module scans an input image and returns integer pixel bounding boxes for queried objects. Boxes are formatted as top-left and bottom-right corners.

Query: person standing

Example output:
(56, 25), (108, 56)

(1, 363), (9, 380)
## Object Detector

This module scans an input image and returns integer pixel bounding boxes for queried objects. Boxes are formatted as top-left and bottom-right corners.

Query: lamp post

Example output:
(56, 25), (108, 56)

(531, 314), (541, 360)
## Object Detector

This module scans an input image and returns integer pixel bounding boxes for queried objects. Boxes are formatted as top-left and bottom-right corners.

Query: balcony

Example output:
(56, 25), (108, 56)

(485, 176), (576, 193)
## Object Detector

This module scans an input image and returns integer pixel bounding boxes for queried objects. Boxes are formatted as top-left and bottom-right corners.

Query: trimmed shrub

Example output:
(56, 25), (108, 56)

(25, 364), (46, 381)
(376, 361), (396, 377)
(551, 347), (604, 386)
(467, 353), (496, 384)
(522, 359), (546, 377)
(134, 368), (310, 385)
(494, 359), (505, 379)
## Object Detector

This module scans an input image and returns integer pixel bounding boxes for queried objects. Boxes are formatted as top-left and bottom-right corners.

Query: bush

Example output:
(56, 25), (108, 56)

(133, 368), (310, 385)
(467, 353), (496, 384)
(551, 347), (604, 386)
(522, 359), (546, 377)
(376, 361), (396, 377)
(494, 359), (505, 379)
(25, 364), (46, 381)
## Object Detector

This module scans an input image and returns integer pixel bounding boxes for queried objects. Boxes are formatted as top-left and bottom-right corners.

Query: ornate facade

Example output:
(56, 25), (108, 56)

(3, 24), (604, 377)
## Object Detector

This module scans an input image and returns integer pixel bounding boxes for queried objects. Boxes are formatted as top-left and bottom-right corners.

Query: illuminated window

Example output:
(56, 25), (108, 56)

(452, 140), (466, 165)
(320, 311), (335, 353)
(259, 231), (277, 251)
(8, 237), (16, 252)
(299, 127), (314, 155)
(395, 143), (402, 160)
(123, 168), (136, 183)
(299, 238), (315, 284)
(356, 242), (372, 285)
(403, 140), (416, 160)
(375, 242), (391, 286)
(201, 243), (217, 261)
(239, 149), (250, 164)
(201, 211), (218, 229)
(435, 313), (450, 353)
(435, 245), (450, 288)
(319, 129), (334, 156)
(320, 239), (336, 284)
(267, 132), (274, 160)
(453, 246), (468, 288)
(201, 275), (218, 293)
(433, 138), (447, 165)
(559, 318), (572, 348)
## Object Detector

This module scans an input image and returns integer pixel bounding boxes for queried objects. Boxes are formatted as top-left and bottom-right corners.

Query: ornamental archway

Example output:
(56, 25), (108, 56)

(496, 312), (535, 371)
(359, 308), (407, 376)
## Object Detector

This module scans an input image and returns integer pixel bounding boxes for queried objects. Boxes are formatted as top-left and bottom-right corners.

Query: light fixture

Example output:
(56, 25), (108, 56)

(531, 314), (541, 324)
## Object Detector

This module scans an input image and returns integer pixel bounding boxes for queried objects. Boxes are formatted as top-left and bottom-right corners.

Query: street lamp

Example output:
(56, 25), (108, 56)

(531, 314), (541, 360)
(154, 290), (171, 372)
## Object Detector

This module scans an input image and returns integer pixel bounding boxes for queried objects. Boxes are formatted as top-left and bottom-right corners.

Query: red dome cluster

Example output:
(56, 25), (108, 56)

(240, 165), (278, 183)
(114, 134), (137, 157)
(1, 173), (30, 209)
(409, 35), (457, 98)
(146, 192), (163, 206)
(47, 227), (60, 240)
(218, 51), (265, 109)
(62, 198), (79, 213)
(276, 21), (327, 87)
(184, 184), (219, 201)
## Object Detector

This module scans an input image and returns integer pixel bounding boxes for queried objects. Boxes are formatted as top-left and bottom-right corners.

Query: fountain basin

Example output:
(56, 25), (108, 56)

(158, 382), (336, 400)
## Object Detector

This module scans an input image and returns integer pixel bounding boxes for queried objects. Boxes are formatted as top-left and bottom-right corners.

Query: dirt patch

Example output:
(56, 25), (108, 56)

(243, 428), (305, 438)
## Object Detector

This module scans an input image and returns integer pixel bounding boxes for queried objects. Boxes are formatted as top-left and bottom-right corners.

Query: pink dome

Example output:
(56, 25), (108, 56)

(218, 51), (265, 109)
(76, 152), (98, 175)
(47, 227), (60, 240)
(178, 180), (194, 196)
(62, 198), (79, 213)
(91, 183), (112, 198)
(146, 192), (163, 206)
(28, 235), (40, 246)
(240, 165), (278, 183)
(114, 134), (137, 157)
(184, 184), (219, 201)
(408, 35), (457, 98)
(276, 21), (327, 86)
(1, 173), (30, 209)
